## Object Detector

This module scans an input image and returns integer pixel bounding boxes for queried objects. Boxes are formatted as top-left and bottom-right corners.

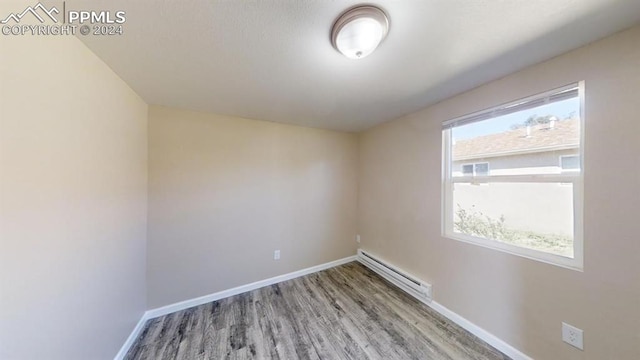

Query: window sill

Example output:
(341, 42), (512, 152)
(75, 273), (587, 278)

(443, 231), (583, 272)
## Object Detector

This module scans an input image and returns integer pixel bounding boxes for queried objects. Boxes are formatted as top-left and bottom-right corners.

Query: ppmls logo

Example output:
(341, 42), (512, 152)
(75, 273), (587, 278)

(2, 2), (126, 36)
(0, 2), (59, 24)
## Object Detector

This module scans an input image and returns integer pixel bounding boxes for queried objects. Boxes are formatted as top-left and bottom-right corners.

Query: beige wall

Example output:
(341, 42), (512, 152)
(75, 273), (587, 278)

(358, 25), (640, 360)
(147, 106), (358, 308)
(0, 33), (148, 359)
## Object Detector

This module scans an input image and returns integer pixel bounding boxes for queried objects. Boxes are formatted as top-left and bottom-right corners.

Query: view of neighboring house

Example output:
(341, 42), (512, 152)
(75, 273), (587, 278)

(450, 118), (581, 257)
(452, 118), (580, 176)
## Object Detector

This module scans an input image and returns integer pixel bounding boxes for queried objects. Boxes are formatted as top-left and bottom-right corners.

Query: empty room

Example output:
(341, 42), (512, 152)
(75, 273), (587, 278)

(1, 0), (639, 359)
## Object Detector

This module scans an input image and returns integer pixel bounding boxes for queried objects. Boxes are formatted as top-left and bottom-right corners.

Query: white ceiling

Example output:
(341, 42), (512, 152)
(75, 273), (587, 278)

(79, 0), (640, 132)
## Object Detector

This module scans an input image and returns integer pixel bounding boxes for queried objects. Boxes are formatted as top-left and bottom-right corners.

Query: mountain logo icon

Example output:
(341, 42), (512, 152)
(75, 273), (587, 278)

(1, 2), (60, 24)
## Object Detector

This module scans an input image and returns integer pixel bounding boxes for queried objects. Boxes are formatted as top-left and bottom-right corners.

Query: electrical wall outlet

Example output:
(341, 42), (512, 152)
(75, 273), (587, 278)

(273, 250), (280, 260)
(356, 234), (361, 243)
(562, 322), (584, 350)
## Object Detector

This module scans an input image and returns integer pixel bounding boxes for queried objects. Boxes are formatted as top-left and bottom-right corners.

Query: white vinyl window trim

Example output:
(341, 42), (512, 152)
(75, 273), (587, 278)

(441, 82), (585, 271)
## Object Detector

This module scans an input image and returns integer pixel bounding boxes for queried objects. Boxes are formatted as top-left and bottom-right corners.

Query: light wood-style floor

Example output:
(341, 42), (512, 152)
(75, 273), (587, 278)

(125, 262), (509, 360)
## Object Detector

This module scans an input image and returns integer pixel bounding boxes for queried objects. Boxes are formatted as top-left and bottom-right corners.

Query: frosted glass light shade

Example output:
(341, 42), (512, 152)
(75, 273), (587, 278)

(331, 6), (389, 60)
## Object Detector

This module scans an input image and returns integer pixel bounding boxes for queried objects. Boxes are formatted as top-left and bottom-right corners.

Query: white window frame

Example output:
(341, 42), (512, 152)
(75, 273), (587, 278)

(441, 82), (584, 271)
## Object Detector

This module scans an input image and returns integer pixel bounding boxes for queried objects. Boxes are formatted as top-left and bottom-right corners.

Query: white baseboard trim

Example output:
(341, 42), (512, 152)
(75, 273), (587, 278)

(146, 255), (357, 319)
(114, 255), (357, 359)
(357, 253), (532, 360)
(427, 301), (533, 360)
(114, 312), (151, 360)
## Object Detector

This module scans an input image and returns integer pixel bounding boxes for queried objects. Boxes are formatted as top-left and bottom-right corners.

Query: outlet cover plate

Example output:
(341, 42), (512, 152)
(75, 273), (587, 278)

(562, 322), (584, 350)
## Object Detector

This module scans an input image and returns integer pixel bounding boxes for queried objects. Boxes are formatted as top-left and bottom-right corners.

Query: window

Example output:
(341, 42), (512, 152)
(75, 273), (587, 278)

(560, 155), (580, 172)
(461, 162), (490, 176)
(474, 163), (489, 176)
(442, 83), (584, 270)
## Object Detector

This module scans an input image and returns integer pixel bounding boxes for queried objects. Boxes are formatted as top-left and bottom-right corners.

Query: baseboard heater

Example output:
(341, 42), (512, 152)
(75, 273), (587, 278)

(357, 249), (432, 302)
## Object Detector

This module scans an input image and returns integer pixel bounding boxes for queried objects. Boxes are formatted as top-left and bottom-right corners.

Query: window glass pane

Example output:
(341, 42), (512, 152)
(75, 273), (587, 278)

(474, 163), (489, 176)
(462, 164), (474, 175)
(561, 155), (580, 170)
(451, 97), (580, 177)
(452, 182), (574, 258)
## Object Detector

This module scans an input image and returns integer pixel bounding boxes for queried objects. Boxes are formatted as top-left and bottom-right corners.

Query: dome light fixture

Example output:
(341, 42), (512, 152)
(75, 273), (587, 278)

(331, 5), (389, 60)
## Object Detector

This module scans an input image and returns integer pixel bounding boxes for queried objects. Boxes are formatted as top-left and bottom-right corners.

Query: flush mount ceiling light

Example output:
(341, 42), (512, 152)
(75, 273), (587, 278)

(331, 5), (389, 60)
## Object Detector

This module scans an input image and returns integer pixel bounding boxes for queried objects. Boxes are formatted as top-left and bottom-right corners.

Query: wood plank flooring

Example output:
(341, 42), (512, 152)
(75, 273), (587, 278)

(125, 262), (510, 360)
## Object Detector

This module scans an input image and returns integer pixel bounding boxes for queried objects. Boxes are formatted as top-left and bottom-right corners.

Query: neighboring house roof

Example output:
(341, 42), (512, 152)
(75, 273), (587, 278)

(453, 118), (580, 161)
